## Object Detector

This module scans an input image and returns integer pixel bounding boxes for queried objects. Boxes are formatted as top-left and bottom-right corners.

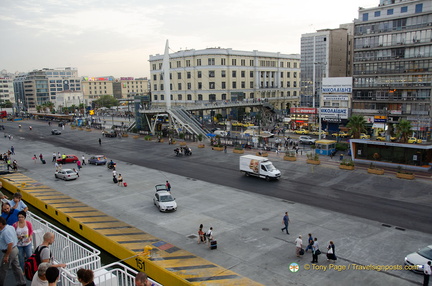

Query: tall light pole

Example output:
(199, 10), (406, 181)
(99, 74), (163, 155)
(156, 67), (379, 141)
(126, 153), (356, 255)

(314, 62), (327, 140)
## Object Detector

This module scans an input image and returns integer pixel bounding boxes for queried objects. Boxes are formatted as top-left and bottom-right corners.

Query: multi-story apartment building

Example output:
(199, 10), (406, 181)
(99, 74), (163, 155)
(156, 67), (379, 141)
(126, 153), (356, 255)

(149, 48), (301, 112)
(0, 77), (15, 104)
(14, 70), (49, 112)
(43, 67), (82, 101)
(352, 0), (432, 137)
(300, 28), (352, 108)
(117, 77), (149, 99)
(81, 76), (115, 104)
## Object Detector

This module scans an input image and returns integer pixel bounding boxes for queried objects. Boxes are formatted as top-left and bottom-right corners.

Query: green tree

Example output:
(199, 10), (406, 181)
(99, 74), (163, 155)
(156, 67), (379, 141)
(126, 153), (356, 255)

(94, 95), (119, 109)
(0, 100), (13, 108)
(346, 114), (367, 139)
(43, 101), (55, 113)
(395, 119), (412, 143)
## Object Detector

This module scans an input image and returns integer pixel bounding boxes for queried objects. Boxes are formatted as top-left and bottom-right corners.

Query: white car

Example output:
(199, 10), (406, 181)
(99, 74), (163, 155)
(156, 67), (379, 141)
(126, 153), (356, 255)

(213, 130), (228, 137)
(404, 245), (432, 273)
(153, 191), (177, 212)
(55, 169), (78, 181)
(299, 135), (316, 144)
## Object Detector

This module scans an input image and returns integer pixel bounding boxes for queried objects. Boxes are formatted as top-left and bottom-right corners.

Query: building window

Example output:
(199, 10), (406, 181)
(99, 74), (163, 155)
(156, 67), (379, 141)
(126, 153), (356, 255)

(222, 93), (226, 100)
(401, 6), (407, 13)
(178, 94), (182, 100)
(280, 81), (283, 87)
(186, 60), (191, 67)
(232, 82), (237, 88)
(241, 81), (245, 88)
(209, 82), (215, 89)
(250, 81), (253, 88)
(287, 81), (290, 87)
(152, 64), (157, 70)
(170, 94), (173, 100)
(198, 94), (203, 101)
(232, 71), (237, 77)
(160, 94), (164, 100)
(187, 72), (191, 79)
(160, 84), (164, 90)
(222, 82), (226, 89)
(232, 59), (237, 66)
(293, 81), (297, 87)
(208, 58), (215, 65)
(187, 83), (191, 89)
(415, 4), (423, 13)
(178, 83), (182, 90)
(221, 58), (226, 65)
(241, 71), (245, 78)
(158, 63), (162, 69)
(176, 61), (181, 68)
(362, 13), (368, 21)
(177, 72), (181, 79)
(198, 82), (202, 89)
(209, 71), (215, 77)
(153, 74), (157, 81)
(153, 84), (157, 90)
(221, 70), (226, 78)
(280, 62), (284, 68)
(280, 72), (284, 78)
(187, 94), (192, 100)
(209, 94), (216, 101)
(154, 94), (158, 100)
(374, 11), (380, 17)
(387, 9), (393, 15)
(293, 72), (297, 78)
(197, 59), (202, 66)
(250, 92), (254, 99)
(287, 72), (290, 77)
(250, 71), (254, 77)
(241, 59), (246, 66)
(294, 63), (297, 68)
(250, 60), (254, 66)
(197, 71), (202, 78)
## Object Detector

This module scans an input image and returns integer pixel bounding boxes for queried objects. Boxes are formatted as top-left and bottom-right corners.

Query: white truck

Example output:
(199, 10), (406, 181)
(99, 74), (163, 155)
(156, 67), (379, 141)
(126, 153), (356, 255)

(239, 155), (281, 181)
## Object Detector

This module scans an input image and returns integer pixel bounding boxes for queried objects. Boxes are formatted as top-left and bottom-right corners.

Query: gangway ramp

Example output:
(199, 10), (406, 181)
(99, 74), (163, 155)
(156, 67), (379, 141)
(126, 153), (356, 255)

(1, 173), (263, 286)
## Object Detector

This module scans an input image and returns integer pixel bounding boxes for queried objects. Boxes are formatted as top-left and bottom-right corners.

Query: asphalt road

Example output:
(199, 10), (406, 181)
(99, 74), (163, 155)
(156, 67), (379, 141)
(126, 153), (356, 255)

(6, 120), (432, 234)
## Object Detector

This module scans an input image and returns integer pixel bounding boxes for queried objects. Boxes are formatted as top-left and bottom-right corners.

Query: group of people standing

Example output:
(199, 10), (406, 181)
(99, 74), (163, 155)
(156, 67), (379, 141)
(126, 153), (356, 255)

(294, 233), (337, 264)
(197, 224), (214, 246)
(2, 146), (18, 171)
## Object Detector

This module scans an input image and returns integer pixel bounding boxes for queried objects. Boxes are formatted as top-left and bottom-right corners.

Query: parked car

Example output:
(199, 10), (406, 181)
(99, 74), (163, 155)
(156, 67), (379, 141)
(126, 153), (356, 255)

(51, 129), (61, 135)
(55, 169), (78, 181)
(351, 133), (370, 139)
(88, 155), (107, 165)
(376, 136), (397, 141)
(155, 184), (168, 192)
(213, 130), (228, 137)
(153, 191), (177, 212)
(299, 135), (316, 144)
(311, 130), (328, 136)
(295, 129), (309, 135)
(408, 137), (422, 144)
(57, 155), (79, 164)
(404, 245), (432, 273)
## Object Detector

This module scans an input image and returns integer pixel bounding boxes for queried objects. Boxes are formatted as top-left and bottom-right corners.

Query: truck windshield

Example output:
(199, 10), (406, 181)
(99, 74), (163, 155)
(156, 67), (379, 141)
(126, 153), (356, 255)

(263, 163), (276, 172)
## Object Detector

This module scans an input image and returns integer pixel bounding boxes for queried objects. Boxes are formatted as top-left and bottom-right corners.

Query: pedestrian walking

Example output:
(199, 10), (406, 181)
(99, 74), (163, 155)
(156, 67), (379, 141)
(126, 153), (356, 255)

(295, 235), (303, 257)
(166, 181), (171, 192)
(198, 224), (206, 244)
(424, 261), (431, 286)
(311, 237), (320, 264)
(73, 168), (79, 177)
(117, 174), (123, 186)
(99, 138), (101, 145)
(81, 155), (86, 165)
(11, 146), (15, 155)
(32, 154), (37, 164)
(305, 233), (314, 252)
(281, 212), (290, 234)
(55, 162), (60, 172)
(39, 153), (44, 162)
(77, 160), (82, 170)
(326, 241), (337, 263)
(52, 152), (56, 162)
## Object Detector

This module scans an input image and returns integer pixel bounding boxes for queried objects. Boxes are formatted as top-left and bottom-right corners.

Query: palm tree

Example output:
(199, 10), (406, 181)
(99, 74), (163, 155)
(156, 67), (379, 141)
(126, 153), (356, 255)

(43, 101), (54, 113)
(346, 114), (367, 139)
(395, 119), (412, 143)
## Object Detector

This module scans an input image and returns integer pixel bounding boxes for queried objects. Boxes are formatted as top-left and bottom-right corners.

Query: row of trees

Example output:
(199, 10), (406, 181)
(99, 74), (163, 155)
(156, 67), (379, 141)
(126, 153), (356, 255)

(346, 114), (414, 143)
(35, 95), (120, 114)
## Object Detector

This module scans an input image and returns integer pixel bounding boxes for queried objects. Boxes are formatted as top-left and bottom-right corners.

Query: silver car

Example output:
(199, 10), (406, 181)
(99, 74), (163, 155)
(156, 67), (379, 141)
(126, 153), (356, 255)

(404, 245), (432, 273)
(55, 169), (78, 181)
(153, 191), (177, 212)
(299, 135), (316, 144)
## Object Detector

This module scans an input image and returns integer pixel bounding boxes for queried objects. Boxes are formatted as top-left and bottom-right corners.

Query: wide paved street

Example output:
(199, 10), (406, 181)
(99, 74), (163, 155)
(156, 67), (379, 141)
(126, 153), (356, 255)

(1, 119), (431, 286)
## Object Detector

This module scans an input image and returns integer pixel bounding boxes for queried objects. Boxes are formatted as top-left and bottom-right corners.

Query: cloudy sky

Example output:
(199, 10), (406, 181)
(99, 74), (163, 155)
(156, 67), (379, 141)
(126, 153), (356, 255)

(1, 0), (378, 78)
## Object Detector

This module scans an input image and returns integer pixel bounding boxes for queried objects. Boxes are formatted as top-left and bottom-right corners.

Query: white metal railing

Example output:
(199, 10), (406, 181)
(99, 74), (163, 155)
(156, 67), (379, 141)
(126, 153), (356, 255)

(27, 212), (162, 286)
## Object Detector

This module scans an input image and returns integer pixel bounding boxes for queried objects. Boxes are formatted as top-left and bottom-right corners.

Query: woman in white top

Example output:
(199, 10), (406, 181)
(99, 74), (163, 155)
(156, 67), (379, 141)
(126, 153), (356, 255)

(13, 210), (33, 270)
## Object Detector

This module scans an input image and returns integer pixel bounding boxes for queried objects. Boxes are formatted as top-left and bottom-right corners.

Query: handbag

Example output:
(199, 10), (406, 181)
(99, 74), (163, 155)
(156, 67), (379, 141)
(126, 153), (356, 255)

(299, 248), (305, 255)
(315, 249), (321, 255)
(328, 247), (333, 254)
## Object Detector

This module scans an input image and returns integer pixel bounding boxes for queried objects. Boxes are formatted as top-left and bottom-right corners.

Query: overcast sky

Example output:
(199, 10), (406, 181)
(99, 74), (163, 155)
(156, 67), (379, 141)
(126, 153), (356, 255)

(1, 0), (378, 78)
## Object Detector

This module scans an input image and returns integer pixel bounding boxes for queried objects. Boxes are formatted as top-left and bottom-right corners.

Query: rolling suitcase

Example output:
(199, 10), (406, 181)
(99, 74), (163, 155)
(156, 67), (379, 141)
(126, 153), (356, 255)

(210, 240), (217, 250)
(42, 159), (46, 164)
(113, 177), (118, 184)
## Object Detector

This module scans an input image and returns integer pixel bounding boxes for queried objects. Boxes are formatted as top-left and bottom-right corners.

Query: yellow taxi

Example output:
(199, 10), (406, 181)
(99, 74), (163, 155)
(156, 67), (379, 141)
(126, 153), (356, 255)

(408, 137), (422, 144)
(376, 135), (397, 141)
(332, 131), (349, 138)
(311, 130), (328, 136)
(295, 129), (309, 135)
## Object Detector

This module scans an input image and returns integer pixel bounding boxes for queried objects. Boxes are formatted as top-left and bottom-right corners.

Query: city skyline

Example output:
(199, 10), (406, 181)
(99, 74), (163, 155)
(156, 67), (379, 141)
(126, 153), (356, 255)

(1, 0), (378, 78)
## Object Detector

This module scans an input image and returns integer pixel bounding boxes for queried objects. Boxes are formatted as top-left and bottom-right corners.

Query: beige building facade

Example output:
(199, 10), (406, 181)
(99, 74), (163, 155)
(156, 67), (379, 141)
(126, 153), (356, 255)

(149, 48), (301, 112)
